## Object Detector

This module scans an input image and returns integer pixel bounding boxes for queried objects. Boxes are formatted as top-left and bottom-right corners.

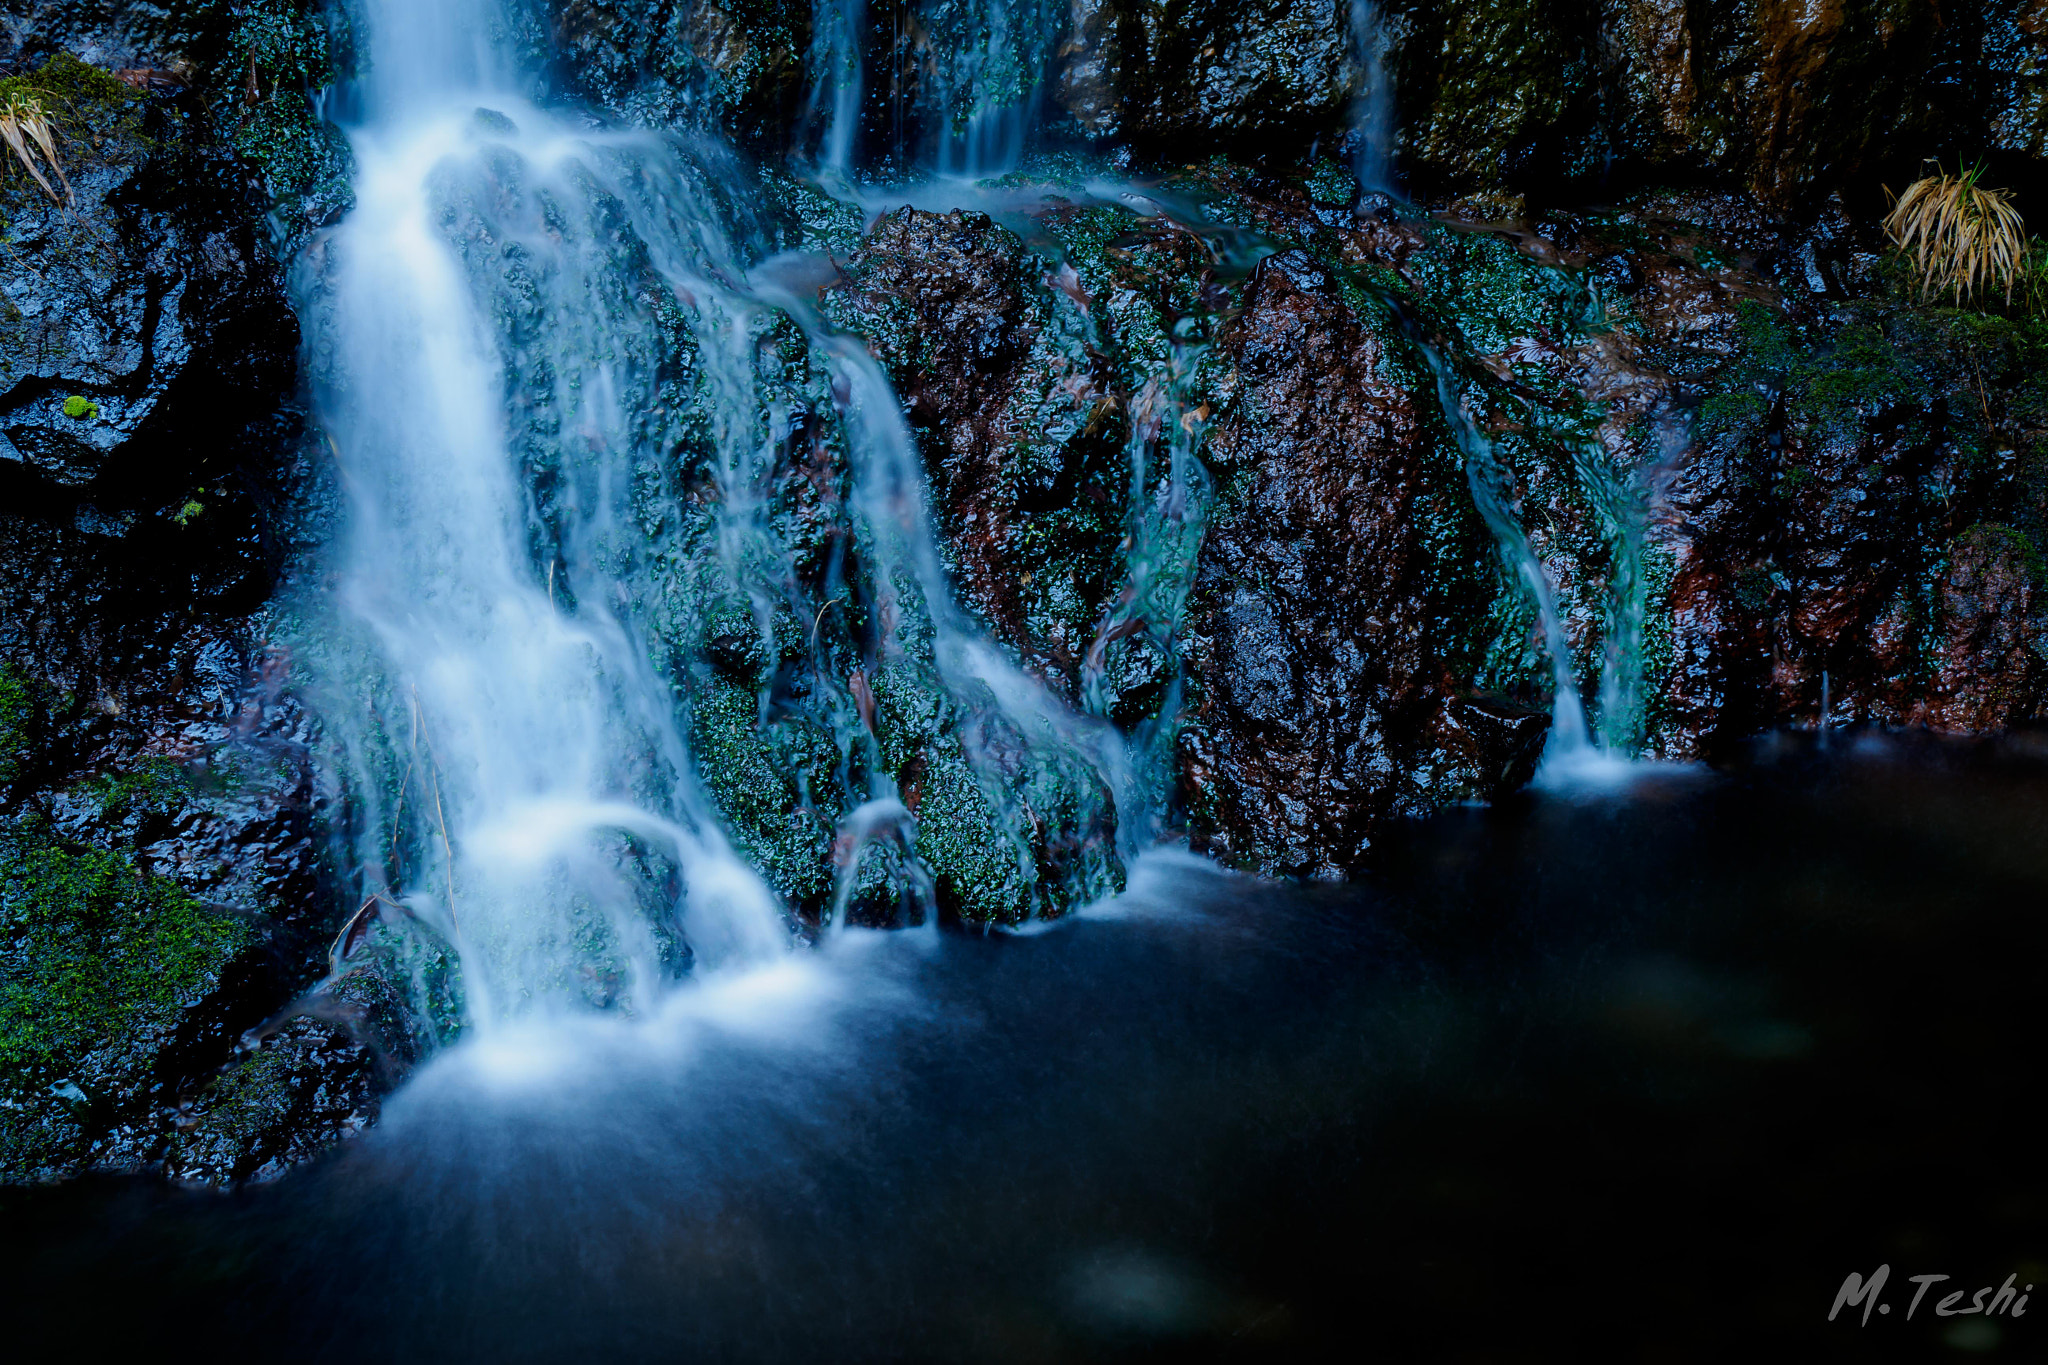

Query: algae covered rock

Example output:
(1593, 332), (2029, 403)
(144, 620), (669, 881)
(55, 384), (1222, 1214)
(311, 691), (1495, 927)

(1, 23), (374, 1187)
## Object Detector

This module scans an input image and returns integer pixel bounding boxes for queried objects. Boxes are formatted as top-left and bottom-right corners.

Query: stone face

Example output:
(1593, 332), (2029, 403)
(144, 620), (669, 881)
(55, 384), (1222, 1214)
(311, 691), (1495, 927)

(803, 162), (2048, 874)
(1988, 0), (2048, 160)
(0, 37), (374, 1186)
(1186, 248), (1539, 876)
(1068, 0), (1357, 149)
(1371, 0), (2014, 209)
(541, 0), (813, 144)
(825, 206), (1129, 693)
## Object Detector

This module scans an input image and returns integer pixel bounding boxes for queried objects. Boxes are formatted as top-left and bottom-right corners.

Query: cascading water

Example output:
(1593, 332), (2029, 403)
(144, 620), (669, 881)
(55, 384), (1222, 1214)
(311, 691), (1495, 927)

(309, 0), (795, 1028)
(1415, 342), (1594, 757)
(306, 0), (1160, 1036)
(805, 0), (1067, 179)
(919, 0), (1065, 177)
(804, 0), (865, 176)
(1350, 0), (1398, 194)
(1077, 314), (1216, 848)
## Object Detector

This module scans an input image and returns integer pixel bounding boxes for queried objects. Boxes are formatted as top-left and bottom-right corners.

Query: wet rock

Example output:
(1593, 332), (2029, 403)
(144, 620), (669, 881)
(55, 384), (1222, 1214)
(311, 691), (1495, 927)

(1988, 1), (2048, 161)
(0, 629), (378, 1185)
(825, 205), (1127, 692)
(540, 0), (813, 144)
(1, 38), (367, 1187)
(1059, 0), (1357, 151)
(3, 1), (354, 237)
(0, 56), (296, 500)
(162, 1013), (379, 1187)
(1376, 0), (2025, 209)
(1181, 247), (1536, 875)
(1319, 184), (2048, 754)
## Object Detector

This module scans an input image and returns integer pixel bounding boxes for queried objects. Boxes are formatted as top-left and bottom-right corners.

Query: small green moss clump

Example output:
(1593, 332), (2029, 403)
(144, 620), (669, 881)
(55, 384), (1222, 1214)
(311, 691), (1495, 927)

(61, 395), (97, 420)
(0, 53), (139, 120)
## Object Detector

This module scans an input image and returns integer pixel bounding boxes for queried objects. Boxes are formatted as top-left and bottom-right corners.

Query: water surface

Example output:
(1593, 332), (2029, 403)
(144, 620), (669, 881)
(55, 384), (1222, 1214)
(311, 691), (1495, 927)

(5, 735), (2043, 1362)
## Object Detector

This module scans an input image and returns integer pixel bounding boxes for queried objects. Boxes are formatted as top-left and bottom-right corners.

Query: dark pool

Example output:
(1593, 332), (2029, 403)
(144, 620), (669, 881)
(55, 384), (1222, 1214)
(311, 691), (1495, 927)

(6, 732), (2045, 1362)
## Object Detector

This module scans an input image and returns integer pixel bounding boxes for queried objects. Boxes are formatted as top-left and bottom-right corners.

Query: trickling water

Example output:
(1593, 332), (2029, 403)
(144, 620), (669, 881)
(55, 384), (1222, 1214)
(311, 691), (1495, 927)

(1414, 341), (1592, 756)
(805, 0), (1066, 179)
(919, 0), (1065, 177)
(1569, 437), (1651, 754)
(1078, 316), (1216, 848)
(1349, 0), (1398, 194)
(756, 282), (1138, 906)
(804, 0), (865, 175)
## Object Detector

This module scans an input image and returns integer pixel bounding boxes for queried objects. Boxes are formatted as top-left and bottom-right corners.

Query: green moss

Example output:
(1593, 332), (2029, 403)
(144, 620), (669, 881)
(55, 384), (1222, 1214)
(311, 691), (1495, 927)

(84, 758), (191, 821)
(61, 396), (98, 421)
(689, 676), (835, 910)
(0, 664), (33, 786)
(1, 815), (247, 1175)
(907, 737), (1033, 925)
(1954, 522), (2048, 589)
(0, 53), (139, 117)
(769, 172), (867, 257)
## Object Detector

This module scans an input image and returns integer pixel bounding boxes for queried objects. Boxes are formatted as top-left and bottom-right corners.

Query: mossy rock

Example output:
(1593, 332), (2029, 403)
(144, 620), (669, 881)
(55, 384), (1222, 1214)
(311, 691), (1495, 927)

(0, 815), (250, 1181)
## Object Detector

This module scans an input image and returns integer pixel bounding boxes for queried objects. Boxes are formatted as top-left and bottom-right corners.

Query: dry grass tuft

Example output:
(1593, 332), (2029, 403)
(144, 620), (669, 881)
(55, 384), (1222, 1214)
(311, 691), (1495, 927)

(1884, 165), (2028, 305)
(0, 90), (73, 204)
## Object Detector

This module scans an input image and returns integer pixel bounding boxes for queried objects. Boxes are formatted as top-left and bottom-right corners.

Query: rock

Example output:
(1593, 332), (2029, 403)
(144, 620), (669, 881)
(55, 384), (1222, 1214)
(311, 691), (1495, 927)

(1182, 247), (1538, 875)
(2, 1), (353, 237)
(540, 0), (813, 144)
(1, 36), (371, 1187)
(161, 1013), (380, 1187)
(825, 206), (1127, 692)
(0, 56), (296, 498)
(1059, 0), (1357, 151)
(1377, 0), (2032, 210)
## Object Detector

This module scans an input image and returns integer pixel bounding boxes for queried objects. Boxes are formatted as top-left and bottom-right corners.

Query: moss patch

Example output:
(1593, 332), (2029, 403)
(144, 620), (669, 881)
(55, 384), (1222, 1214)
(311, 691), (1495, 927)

(1, 815), (248, 1178)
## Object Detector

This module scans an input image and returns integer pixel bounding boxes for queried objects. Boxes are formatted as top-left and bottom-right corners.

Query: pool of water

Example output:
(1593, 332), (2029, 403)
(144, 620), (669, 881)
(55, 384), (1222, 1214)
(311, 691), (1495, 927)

(6, 732), (2044, 1362)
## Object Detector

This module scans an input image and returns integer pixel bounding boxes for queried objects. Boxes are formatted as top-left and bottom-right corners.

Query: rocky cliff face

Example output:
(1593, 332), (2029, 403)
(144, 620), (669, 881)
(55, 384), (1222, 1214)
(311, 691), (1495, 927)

(804, 165), (2048, 875)
(1, 14), (390, 1185)
(6, 0), (2048, 1184)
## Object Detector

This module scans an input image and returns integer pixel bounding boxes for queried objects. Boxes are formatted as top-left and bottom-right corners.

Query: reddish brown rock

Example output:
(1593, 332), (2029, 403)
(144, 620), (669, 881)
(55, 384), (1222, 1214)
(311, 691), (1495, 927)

(1184, 249), (1543, 876)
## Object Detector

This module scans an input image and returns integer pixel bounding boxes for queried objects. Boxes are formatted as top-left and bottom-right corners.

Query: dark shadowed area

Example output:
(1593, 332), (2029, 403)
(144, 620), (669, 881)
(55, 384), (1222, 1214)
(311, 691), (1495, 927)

(5, 732), (2044, 1363)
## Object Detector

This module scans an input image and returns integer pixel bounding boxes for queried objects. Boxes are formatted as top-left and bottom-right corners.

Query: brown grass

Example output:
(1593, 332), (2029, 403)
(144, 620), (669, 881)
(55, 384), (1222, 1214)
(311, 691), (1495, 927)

(1883, 165), (2028, 305)
(0, 90), (73, 204)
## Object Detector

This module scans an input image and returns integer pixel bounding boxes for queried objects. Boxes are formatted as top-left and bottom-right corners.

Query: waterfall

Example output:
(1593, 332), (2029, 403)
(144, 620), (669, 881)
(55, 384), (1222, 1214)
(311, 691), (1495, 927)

(1415, 342), (1593, 757)
(1077, 318), (1215, 851)
(804, 0), (865, 176)
(922, 0), (1062, 178)
(310, 0), (800, 1029)
(805, 0), (1066, 179)
(1569, 438), (1649, 754)
(306, 0), (1149, 1036)
(1350, 0), (1397, 194)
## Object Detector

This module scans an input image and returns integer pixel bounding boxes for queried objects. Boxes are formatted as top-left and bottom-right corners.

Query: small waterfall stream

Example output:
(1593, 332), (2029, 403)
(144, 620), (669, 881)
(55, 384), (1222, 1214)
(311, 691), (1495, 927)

(1350, 0), (1398, 194)
(804, 0), (1068, 179)
(1414, 342), (1594, 757)
(308, 0), (1159, 1036)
